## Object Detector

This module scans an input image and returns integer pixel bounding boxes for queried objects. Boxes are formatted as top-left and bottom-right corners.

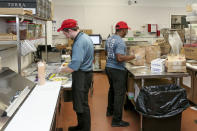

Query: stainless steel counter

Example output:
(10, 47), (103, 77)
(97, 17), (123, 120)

(125, 63), (189, 87)
(186, 60), (197, 71)
(22, 62), (72, 89)
(125, 63), (189, 79)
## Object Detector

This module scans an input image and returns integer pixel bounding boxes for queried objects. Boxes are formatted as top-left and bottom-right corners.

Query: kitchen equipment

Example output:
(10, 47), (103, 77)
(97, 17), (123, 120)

(0, 67), (35, 130)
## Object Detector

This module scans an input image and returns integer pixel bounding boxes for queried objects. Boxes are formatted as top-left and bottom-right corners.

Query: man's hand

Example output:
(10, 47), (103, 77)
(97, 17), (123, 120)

(56, 66), (74, 73)
(55, 67), (62, 74)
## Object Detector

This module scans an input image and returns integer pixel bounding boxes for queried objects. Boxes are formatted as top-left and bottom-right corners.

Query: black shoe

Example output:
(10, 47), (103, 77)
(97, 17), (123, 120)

(106, 111), (113, 117)
(111, 120), (130, 127)
(68, 125), (82, 131)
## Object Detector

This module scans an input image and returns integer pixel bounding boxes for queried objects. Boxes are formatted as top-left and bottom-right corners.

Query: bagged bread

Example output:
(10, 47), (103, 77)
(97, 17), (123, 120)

(146, 45), (161, 64)
(129, 46), (146, 66)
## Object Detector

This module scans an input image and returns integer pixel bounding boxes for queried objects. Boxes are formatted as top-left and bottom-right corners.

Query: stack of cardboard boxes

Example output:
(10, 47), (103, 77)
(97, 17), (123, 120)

(100, 51), (106, 70)
(67, 29), (93, 49)
(166, 55), (187, 73)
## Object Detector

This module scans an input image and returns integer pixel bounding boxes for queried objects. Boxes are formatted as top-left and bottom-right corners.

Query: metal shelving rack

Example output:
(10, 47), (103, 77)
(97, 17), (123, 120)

(0, 14), (48, 74)
(93, 47), (105, 72)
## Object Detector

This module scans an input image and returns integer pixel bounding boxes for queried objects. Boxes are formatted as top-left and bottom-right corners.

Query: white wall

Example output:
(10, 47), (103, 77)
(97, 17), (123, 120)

(53, 0), (187, 39)
(0, 0), (187, 71)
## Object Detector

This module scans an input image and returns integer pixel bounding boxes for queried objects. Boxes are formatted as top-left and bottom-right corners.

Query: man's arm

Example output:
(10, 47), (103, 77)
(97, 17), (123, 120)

(60, 66), (74, 73)
(116, 54), (135, 62)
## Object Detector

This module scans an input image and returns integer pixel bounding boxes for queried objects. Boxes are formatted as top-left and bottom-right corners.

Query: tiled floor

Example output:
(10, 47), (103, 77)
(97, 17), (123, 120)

(57, 73), (197, 131)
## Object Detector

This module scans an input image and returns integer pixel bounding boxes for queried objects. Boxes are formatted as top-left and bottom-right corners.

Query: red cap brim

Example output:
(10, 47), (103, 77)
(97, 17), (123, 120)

(57, 27), (63, 32)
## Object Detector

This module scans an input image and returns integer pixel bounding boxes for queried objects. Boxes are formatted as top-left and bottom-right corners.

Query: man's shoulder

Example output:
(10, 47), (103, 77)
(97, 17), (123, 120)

(76, 33), (91, 44)
(108, 35), (123, 42)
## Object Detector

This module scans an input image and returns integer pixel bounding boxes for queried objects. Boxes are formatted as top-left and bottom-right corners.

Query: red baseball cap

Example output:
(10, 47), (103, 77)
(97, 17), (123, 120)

(57, 19), (78, 32)
(115, 21), (131, 30)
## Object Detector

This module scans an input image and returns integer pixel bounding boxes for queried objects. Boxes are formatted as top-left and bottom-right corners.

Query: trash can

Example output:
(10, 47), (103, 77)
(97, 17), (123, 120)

(136, 84), (190, 131)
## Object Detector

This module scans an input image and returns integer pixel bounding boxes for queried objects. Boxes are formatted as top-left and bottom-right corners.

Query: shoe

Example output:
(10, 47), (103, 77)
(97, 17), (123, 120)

(68, 125), (82, 131)
(106, 111), (113, 117)
(111, 120), (130, 127)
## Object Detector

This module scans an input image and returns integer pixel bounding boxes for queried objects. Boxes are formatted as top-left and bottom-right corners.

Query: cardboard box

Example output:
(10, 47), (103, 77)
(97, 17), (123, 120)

(166, 55), (186, 73)
(167, 68), (187, 73)
(56, 44), (67, 50)
(100, 60), (106, 70)
(100, 51), (106, 60)
(67, 39), (73, 47)
(151, 58), (166, 73)
(0, 33), (17, 41)
(0, 8), (33, 15)
(127, 76), (135, 93)
(167, 60), (186, 66)
(81, 29), (92, 35)
(184, 47), (197, 60)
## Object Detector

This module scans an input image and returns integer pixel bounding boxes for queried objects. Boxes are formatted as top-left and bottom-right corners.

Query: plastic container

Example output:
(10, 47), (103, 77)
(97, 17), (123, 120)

(27, 23), (36, 39)
(7, 21), (29, 40)
(35, 24), (42, 38)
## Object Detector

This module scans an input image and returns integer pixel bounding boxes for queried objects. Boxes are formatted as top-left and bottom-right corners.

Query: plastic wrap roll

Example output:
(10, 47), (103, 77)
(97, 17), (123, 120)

(0, 56), (1, 70)
(38, 61), (46, 85)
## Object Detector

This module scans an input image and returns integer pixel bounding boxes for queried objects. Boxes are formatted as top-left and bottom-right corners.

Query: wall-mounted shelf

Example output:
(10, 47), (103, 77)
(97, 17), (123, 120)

(0, 41), (18, 45)
(0, 14), (48, 74)
(0, 44), (16, 51)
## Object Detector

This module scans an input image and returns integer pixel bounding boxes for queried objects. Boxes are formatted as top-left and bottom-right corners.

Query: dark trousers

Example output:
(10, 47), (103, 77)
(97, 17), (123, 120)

(72, 71), (93, 131)
(105, 67), (127, 122)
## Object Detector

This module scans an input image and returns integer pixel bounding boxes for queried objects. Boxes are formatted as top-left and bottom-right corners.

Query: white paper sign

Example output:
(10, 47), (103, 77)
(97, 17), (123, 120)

(183, 76), (191, 88)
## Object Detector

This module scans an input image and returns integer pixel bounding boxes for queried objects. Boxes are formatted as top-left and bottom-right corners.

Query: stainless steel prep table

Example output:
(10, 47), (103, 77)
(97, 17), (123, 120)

(125, 63), (189, 87)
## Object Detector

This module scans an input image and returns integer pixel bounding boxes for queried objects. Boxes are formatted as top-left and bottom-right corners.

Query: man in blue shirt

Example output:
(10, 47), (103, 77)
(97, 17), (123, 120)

(57, 19), (94, 131)
(105, 21), (137, 127)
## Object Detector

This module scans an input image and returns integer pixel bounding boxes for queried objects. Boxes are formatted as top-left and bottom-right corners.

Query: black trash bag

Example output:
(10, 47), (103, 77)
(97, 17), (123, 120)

(136, 84), (190, 118)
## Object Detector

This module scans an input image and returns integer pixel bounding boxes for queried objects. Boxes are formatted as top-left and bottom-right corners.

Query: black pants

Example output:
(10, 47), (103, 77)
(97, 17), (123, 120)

(105, 67), (127, 122)
(72, 70), (93, 131)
